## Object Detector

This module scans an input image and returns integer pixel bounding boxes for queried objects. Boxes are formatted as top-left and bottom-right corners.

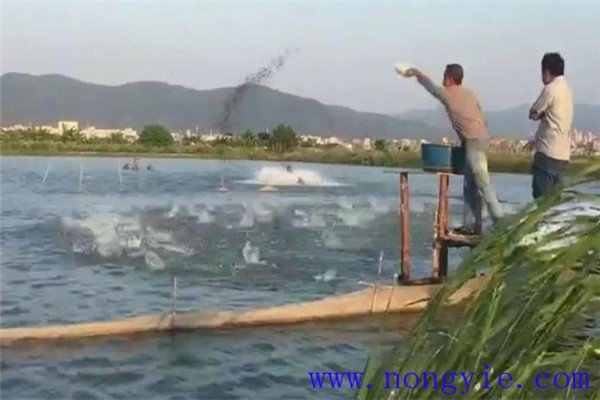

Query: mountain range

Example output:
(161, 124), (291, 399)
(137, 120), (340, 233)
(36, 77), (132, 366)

(1, 73), (598, 140)
(396, 103), (600, 139)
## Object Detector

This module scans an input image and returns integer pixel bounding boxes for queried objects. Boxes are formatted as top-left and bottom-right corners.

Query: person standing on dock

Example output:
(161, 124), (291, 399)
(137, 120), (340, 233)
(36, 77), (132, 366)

(528, 53), (573, 199)
(401, 64), (503, 232)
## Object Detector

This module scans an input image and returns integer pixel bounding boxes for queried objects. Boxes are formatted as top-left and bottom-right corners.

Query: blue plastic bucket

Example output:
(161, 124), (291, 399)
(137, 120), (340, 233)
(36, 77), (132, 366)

(420, 143), (465, 174)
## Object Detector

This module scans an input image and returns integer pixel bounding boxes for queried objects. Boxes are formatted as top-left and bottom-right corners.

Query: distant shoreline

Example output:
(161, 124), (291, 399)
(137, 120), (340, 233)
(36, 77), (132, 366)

(2, 144), (598, 177)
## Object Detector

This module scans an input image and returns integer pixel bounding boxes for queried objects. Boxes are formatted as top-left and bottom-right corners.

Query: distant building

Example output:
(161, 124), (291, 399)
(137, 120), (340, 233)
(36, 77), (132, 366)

(121, 128), (139, 141)
(323, 136), (352, 149)
(200, 133), (228, 142)
(58, 121), (79, 134)
(324, 136), (341, 145)
(171, 132), (184, 142)
(299, 135), (324, 145)
(80, 126), (138, 141)
(1, 124), (29, 133)
(591, 138), (600, 155)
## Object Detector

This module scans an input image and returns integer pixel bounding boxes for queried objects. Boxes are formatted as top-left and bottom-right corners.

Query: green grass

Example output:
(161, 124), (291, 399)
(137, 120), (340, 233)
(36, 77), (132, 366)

(358, 164), (600, 399)
(2, 140), (597, 175)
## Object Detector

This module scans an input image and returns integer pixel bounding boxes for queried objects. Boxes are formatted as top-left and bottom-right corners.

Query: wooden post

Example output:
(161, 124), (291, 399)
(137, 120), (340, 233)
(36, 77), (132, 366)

(432, 210), (440, 280)
(440, 174), (449, 277)
(400, 173), (411, 285)
(432, 174), (449, 280)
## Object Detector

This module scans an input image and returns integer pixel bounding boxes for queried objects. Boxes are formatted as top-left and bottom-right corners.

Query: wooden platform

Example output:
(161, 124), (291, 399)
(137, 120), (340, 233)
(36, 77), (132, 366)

(397, 171), (486, 283)
(440, 229), (482, 248)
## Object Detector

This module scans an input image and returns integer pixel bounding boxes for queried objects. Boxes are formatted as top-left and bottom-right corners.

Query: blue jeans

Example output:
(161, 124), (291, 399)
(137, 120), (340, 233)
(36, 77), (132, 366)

(531, 152), (569, 199)
(463, 143), (503, 229)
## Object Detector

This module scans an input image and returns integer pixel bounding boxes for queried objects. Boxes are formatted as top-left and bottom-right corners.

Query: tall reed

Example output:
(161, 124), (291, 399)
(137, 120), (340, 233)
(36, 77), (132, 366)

(359, 165), (600, 399)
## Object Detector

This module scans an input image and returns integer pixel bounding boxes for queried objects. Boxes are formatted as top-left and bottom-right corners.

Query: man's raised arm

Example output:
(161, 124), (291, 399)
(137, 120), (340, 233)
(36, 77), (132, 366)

(403, 68), (448, 106)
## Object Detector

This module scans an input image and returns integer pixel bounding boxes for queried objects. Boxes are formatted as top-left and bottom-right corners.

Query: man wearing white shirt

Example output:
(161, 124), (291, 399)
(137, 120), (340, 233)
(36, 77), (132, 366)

(529, 53), (573, 199)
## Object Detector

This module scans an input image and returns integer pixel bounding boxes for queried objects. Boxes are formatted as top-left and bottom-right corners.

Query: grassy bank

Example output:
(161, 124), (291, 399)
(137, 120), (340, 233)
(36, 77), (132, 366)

(1, 141), (597, 175)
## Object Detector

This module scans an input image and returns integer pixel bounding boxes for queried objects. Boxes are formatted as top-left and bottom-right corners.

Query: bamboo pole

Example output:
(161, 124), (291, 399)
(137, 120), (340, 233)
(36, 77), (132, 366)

(79, 160), (83, 191)
(400, 173), (411, 284)
(170, 277), (177, 328)
(432, 210), (440, 280)
(118, 161), (123, 191)
(439, 174), (449, 278)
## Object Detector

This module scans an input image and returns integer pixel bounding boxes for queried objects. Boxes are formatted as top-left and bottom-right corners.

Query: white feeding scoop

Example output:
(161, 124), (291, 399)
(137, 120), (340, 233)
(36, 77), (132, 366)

(395, 62), (413, 77)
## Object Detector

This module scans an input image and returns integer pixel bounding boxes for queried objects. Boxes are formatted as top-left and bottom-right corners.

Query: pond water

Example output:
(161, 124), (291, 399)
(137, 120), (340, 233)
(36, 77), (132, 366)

(0, 156), (532, 399)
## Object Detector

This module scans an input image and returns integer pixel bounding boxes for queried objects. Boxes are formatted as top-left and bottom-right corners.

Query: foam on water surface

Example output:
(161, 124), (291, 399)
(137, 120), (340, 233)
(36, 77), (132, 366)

(239, 166), (349, 187)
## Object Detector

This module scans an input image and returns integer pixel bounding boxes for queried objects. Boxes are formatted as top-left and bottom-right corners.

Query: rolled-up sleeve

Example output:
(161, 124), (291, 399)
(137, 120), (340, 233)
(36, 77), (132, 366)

(531, 86), (553, 113)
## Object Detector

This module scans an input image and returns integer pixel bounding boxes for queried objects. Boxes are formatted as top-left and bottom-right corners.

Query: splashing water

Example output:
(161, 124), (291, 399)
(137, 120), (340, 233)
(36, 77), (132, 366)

(251, 202), (273, 223)
(166, 205), (182, 218)
(62, 213), (142, 258)
(314, 268), (337, 282)
(256, 166), (324, 186)
(242, 241), (266, 265)
(145, 250), (166, 271)
(320, 230), (344, 250)
(190, 207), (216, 224)
(337, 196), (354, 210)
(291, 213), (327, 229)
(239, 207), (255, 228)
(335, 208), (377, 227)
(145, 226), (173, 243)
(239, 166), (347, 187)
(61, 212), (197, 261)
(369, 196), (392, 214)
(217, 49), (297, 132)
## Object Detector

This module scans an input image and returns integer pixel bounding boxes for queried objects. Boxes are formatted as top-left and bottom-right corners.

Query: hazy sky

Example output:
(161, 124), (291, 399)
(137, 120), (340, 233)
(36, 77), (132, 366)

(2, 1), (599, 114)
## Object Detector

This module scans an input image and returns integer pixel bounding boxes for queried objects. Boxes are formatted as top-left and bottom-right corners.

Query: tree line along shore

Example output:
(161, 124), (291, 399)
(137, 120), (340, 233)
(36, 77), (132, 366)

(1, 123), (597, 176)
